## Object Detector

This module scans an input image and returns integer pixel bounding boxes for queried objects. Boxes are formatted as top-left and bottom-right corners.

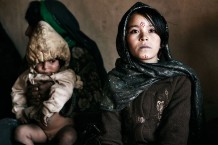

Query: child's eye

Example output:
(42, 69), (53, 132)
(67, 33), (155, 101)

(38, 62), (43, 66)
(49, 59), (56, 63)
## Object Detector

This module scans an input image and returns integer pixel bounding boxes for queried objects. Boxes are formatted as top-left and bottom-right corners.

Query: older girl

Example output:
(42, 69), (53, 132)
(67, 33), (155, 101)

(100, 2), (204, 145)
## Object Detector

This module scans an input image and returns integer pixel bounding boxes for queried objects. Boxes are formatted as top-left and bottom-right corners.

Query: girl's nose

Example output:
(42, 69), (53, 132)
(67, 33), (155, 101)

(139, 32), (148, 41)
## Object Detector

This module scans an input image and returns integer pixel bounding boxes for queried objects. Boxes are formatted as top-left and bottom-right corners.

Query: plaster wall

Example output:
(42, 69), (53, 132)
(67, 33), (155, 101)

(0, 0), (218, 120)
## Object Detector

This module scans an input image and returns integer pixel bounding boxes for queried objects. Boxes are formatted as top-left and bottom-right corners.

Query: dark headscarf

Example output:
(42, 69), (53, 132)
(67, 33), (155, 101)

(101, 2), (204, 145)
(25, 0), (107, 84)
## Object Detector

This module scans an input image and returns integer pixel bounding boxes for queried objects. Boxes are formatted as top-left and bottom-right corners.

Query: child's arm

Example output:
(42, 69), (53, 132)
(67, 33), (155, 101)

(41, 69), (82, 124)
(11, 70), (29, 120)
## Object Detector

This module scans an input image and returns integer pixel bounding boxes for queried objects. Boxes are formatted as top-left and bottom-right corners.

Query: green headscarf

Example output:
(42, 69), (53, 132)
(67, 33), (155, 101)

(40, 0), (76, 47)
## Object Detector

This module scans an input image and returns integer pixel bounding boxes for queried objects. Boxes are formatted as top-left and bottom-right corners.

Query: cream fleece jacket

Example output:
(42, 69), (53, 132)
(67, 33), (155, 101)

(11, 68), (83, 120)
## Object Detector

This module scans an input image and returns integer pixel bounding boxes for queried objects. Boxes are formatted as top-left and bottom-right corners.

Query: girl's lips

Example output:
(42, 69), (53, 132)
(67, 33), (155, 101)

(139, 45), (151, 49)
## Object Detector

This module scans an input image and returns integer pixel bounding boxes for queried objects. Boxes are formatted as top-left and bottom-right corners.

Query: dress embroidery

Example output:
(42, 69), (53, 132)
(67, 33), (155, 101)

(157, 100), (164, 120)
(137, 116), (145, 123)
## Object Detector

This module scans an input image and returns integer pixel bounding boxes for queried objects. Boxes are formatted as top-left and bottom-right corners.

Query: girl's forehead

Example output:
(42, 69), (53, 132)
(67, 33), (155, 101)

(127, 13), (152, 27)
(140, 22), (145, 27)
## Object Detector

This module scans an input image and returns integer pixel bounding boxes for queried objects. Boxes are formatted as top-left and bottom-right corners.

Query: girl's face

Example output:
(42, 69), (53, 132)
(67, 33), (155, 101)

(126, 13), (161, 63)
(35, 59), (60, 75)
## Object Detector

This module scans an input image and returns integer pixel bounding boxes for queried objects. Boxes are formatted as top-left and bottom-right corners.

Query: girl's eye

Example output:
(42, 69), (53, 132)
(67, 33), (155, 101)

(149, 28), (156, 33)
(128, 29), (139, 34)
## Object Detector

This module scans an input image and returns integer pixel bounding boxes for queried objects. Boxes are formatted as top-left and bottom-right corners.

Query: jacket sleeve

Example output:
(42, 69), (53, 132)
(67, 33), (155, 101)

(11, 70), (29, 119)
(156, 76), (192, 145)
(100, 111), (123, 145)
(42, 69), (80, 118)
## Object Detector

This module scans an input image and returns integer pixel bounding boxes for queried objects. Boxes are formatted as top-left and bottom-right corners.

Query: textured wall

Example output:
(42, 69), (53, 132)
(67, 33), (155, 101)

(0, 0), (218, 120)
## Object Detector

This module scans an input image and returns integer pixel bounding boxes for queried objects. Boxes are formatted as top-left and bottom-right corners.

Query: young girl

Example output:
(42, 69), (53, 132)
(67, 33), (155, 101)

(100, 2), (204, 145)
(11, 21), (82, 145)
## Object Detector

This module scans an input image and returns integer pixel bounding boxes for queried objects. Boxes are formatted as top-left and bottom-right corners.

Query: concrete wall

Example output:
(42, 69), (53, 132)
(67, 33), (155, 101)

(0, 0), (218, 120)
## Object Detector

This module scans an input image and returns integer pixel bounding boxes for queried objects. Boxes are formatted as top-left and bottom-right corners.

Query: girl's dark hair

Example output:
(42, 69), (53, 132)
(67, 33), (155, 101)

(136, 8), (169, 47)
(25, 1), (42, 27)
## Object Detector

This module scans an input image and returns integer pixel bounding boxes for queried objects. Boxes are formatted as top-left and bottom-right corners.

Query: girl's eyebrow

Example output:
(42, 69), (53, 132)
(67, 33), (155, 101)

(127, 25), (140, 29)
(127, 23), (154, 29)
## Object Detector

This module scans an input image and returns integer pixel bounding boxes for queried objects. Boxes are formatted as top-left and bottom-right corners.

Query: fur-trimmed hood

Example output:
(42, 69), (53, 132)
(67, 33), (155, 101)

(26, 20), (70, 68)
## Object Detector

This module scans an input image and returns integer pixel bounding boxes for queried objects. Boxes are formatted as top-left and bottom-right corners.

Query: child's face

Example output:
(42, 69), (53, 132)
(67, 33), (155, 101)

(126, 13), (161, 63)
(35, 59), (60, 75)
